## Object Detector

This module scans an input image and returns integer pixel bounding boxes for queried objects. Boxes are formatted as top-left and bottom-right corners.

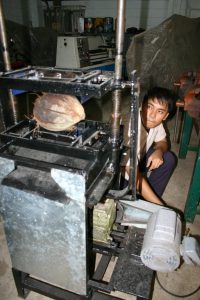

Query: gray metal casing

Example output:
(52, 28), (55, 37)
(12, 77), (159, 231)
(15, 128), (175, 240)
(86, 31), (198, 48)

(0, 157), (88, 295)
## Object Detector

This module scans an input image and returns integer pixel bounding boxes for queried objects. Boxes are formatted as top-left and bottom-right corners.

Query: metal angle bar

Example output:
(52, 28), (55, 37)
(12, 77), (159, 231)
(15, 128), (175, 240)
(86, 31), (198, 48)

(92, 291), (122, 300)
(93, 255), (112, 281)
(0, 152), (86, 174)
(0, 78), (106, 98)
(93, 243), (120, 257)
(0, 137), (97, 159)
(12, 269), (30, 299)
(1, 65), (31, 75)
(88, 279), (112, 293)
(23, 275), (89, 300)
(87, 170), (115, 208)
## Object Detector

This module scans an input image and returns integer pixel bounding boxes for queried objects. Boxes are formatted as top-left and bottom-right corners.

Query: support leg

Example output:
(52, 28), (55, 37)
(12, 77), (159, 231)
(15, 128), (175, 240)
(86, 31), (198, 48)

(173, 105), (180, 143)
(179, 112), (193, 159)
(12, 269), (30, 299)
(184, 148), (200, 223)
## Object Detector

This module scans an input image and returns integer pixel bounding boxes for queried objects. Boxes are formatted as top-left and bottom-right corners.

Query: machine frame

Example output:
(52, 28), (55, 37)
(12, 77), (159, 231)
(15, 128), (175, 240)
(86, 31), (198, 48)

(0, 66), (154, 300)
(0, 1), (155, 299)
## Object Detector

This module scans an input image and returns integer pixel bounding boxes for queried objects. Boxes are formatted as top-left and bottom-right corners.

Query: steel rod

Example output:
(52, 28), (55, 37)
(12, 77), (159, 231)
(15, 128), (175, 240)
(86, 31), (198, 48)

(110, 0), (126, 172)
(0, 0), (17, 125)
(129, 73), (140, 201)
(114, 0), (126, 82)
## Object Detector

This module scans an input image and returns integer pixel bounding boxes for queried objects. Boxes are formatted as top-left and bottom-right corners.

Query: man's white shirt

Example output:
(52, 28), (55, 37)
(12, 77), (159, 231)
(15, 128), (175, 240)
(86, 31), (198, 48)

(121, 110), (166, 178)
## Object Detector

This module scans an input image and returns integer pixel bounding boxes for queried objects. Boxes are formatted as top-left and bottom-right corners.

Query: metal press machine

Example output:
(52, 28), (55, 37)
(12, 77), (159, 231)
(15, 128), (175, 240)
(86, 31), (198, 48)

(0, 1), (199, 300)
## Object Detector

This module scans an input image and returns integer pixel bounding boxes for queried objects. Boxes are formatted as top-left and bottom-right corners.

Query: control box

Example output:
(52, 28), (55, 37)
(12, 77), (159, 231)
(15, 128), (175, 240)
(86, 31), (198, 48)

(56, 36), (90, 68)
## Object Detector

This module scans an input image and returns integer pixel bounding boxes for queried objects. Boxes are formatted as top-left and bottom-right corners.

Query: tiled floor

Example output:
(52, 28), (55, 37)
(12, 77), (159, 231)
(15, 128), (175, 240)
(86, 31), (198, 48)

(0, 91), (199, 300)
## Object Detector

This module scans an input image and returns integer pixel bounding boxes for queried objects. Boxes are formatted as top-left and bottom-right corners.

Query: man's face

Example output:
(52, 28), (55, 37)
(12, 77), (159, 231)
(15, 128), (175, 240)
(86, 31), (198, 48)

(141, 98), (169, 129)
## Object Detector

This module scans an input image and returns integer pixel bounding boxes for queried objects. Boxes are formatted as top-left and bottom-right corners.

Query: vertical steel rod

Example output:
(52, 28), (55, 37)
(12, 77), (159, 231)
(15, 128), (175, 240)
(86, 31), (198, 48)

(0, 0), (17, 125)
(129, 73), (140, 201)
(0, 0), (11, 71)
(110, 0), (126, 172)
(114, 0), (126, 82)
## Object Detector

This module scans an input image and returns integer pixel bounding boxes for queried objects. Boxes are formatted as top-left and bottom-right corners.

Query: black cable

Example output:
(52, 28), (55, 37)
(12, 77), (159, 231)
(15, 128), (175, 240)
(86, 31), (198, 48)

(156, 273), (200, 298)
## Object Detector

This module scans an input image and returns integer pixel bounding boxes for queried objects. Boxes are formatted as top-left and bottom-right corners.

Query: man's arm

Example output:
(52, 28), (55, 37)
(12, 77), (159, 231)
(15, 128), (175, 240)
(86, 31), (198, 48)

(153, 138), (168, 152)
(147, 138), (168, 171)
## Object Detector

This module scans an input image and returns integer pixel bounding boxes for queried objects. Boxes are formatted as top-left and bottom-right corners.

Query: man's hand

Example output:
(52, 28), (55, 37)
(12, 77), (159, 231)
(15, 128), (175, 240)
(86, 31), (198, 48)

(146, 149), (164, 171)
(146, 139), (168, 171)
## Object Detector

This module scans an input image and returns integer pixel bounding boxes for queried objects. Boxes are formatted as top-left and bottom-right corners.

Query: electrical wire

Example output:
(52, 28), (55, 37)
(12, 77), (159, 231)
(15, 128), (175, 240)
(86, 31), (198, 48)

(156, 273), (200, 298)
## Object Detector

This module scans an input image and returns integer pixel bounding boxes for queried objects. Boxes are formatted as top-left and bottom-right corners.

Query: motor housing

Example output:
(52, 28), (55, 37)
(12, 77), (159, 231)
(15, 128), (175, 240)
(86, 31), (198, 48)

(141, 207), (182, 272)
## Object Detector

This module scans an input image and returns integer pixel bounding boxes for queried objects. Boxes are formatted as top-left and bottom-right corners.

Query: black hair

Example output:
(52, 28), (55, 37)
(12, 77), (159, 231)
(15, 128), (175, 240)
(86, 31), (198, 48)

(143, 87), (177, 119)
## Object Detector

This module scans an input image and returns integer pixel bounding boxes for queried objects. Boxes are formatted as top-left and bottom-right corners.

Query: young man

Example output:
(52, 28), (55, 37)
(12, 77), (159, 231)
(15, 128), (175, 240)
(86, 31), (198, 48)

(123, 86), (177, 205)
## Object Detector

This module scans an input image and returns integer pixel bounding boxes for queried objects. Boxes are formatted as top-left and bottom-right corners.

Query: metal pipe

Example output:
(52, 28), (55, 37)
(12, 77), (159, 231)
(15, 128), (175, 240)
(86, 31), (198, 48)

(110, 0), (126, 172)
(0, 0), (17, 125)
(114, 0), (126, 82)
(129, 72), (140, 201)
(0, 1), (11, 70)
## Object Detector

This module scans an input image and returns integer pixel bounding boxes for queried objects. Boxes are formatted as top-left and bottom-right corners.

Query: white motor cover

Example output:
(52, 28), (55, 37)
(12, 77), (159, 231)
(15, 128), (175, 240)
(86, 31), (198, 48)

(141, 207), (182, 272)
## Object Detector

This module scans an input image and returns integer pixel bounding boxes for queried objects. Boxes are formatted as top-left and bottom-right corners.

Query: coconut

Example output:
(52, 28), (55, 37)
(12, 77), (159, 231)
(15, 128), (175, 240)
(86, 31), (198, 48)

(33, 93), (85, 131)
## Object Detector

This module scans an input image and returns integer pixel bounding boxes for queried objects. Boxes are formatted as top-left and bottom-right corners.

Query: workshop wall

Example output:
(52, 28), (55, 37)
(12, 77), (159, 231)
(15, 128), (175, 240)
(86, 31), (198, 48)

(2, 0), (200, 30)
(85, 0), (168, 29)
(2, 0), (44, 27)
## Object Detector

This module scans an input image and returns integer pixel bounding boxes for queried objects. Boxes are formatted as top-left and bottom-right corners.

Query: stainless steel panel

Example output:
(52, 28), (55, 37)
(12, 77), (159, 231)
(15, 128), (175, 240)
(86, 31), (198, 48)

(0, 158), (88, 295)
(0, 157), (15, 180)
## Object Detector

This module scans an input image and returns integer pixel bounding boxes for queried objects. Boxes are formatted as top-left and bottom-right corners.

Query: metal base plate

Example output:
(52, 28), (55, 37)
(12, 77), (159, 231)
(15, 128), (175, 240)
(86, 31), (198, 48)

(110, 227), (154, 299)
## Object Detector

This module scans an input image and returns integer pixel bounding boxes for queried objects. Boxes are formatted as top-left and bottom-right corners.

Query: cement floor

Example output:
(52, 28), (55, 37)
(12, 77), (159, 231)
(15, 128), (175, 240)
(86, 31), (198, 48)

(0, 91), (200, 300)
